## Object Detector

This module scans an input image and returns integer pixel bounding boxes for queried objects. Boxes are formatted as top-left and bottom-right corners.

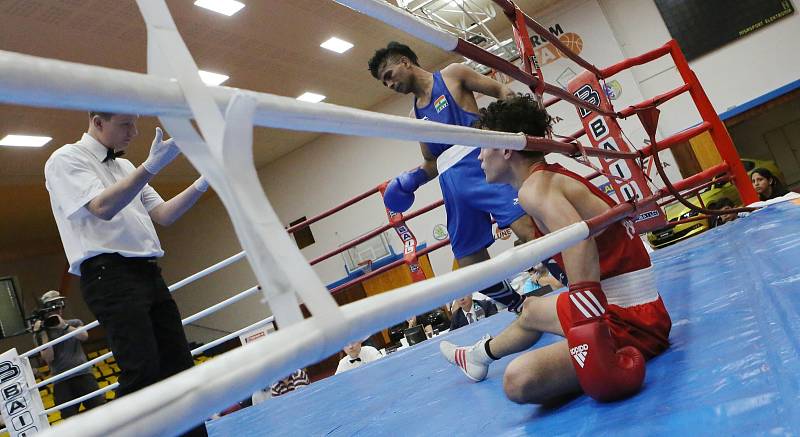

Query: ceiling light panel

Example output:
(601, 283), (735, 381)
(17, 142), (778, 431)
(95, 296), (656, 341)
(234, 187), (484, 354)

(194, 0), (245, 16)
(321, 37), (354, 54)
(0, 135), (52, 148)
(296, 92), (326, 103)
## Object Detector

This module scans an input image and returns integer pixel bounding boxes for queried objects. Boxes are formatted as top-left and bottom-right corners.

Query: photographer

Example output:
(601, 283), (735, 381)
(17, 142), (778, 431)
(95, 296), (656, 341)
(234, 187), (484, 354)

(32, 290), (104, 418)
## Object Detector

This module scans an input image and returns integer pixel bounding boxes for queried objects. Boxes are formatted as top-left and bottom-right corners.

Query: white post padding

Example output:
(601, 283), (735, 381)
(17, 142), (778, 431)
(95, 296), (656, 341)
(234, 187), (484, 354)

(39, 223), (589, 437)
(0, 349), (49, 436)
(137, 0), (345, 331)
(0, 50), (527, 151)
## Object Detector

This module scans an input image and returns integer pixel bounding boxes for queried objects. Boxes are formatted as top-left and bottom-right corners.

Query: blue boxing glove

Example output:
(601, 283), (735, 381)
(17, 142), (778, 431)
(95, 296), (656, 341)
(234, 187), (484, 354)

(383, 167), (429, 212)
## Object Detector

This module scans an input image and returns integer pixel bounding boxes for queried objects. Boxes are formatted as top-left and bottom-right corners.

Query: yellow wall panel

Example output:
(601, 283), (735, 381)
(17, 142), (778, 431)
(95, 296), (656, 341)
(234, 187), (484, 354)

(690, 131), (723, 170)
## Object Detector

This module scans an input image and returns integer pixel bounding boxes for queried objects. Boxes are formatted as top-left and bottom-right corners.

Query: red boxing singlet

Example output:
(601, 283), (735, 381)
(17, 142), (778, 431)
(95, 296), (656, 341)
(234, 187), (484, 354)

(532, 163), (651, 279)
(531, 163), (671, 358)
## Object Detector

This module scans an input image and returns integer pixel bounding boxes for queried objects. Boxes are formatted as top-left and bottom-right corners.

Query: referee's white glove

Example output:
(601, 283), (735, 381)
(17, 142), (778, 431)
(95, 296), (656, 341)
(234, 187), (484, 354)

(193, 176), (209, 193)
(143, 127), (181, 175)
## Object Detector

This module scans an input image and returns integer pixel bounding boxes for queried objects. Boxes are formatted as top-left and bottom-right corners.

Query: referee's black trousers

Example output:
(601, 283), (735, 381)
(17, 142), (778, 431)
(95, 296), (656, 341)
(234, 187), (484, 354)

(81, 253), (207, 437)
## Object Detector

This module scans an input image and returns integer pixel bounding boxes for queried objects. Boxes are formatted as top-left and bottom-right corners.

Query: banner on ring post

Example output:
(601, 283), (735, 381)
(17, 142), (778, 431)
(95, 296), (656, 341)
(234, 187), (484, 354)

(567, 70), (666, 233)
(378, 184), (428, 283)
(0, 349), (49, 436)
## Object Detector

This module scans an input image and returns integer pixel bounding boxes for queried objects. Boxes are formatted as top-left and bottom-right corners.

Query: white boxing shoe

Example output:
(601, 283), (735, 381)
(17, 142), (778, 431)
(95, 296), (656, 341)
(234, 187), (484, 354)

(439, 335), (493, 382)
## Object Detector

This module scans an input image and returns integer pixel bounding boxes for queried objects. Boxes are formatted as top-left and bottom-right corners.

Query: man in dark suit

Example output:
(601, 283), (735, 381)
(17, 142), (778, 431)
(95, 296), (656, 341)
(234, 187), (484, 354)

(450, 294), (498, 330)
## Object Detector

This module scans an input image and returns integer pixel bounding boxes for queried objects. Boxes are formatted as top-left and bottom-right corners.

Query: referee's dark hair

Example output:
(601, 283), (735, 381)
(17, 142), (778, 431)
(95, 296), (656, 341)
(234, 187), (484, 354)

(89, 111), (115, 120)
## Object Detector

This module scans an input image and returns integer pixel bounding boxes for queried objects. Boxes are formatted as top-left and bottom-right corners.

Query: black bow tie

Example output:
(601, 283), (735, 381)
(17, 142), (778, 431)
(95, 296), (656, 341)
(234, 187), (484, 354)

(349, 357), (361, 364)
(102, 148), (125, 163)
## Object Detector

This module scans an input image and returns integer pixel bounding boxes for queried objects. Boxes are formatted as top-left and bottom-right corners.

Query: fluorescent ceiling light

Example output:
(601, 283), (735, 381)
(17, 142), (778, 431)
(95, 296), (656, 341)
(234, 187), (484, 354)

(198, 70), (229, 86)
(296, 92), (326, 103)
(320, 37), (354, 54)
(0, 134), (52, 148)
(194, 0), (245, 16)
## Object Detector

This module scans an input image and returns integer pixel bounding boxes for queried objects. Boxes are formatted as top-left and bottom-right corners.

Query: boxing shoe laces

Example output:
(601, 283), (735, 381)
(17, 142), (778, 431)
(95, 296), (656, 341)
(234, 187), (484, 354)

(439, 334), (492, 382)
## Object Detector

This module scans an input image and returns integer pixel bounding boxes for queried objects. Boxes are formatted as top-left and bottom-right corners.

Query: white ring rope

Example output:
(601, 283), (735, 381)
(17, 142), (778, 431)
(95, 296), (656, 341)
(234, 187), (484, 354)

(34, 285), (262, 389)
(167, 251), (247, 293)
(23, 320), (100, 359)
(0, 51), (528, 152)
(39, 223), (590, 437)
(22, 251), (247, 359)
(42, 315), (275, 416)
(189, 316), (276, 357)
(181, 285), (260, 327)
(36, 351), (111, 390)
(44, 383), (117, 417)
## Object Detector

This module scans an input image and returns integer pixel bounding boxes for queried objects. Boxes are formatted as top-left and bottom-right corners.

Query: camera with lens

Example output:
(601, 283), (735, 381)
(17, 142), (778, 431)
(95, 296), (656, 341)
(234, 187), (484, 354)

(28, 290), (67, 332)
(30, 306), (63, 329)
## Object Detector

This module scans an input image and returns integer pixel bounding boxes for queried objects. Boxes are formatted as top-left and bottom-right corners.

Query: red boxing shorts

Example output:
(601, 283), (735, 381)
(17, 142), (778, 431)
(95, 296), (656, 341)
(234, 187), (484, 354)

(556, 267), (671, 359)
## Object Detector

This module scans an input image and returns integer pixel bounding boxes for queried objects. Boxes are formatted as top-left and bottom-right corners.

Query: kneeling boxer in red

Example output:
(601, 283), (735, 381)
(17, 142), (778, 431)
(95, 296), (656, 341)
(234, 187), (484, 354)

(440, 95), (671, 403)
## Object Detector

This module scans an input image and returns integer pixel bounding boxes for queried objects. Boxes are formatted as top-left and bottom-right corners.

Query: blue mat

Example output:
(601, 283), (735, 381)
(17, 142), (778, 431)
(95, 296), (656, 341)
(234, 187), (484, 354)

(208, 201), (800, 436)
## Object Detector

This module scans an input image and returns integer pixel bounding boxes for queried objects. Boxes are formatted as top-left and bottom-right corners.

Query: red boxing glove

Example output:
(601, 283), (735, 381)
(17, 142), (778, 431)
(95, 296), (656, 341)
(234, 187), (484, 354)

(565, 282), (645, 402)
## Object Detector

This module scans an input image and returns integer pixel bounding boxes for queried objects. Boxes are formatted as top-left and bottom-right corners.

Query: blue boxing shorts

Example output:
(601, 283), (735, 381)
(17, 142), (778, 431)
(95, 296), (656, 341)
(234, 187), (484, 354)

(437, 147), (526, 259)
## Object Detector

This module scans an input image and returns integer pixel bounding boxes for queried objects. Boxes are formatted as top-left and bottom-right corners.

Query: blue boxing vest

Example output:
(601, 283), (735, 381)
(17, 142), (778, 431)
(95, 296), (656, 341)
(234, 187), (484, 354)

(413, 71), (479, 158)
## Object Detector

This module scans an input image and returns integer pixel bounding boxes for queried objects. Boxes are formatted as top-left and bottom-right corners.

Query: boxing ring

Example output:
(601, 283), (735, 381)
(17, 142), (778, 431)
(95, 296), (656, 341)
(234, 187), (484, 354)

(0, 0), (791, 435)
(208, 201), (800, 436)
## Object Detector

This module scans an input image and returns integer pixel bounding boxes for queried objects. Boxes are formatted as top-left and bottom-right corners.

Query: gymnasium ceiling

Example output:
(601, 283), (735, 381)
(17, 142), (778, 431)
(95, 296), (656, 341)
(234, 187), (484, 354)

(0, 0), (561, 261)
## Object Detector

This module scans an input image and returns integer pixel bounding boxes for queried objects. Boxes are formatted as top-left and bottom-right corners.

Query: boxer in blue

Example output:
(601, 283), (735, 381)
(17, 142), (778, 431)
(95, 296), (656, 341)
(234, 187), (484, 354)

(369, 42), (551, 311)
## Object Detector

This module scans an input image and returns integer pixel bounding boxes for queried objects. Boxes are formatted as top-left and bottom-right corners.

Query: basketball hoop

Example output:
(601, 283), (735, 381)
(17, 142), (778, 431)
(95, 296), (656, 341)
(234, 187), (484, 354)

(357, 259), (373, 274)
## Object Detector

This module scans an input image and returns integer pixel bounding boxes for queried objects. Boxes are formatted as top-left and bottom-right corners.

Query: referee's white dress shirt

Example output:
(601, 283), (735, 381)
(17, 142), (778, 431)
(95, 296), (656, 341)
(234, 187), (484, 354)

(45, 133), (165, 275)
(335, 346), (382, 375)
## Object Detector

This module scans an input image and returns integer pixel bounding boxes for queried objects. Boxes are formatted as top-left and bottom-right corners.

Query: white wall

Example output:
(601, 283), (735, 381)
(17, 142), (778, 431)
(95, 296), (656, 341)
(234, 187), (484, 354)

(256, 92), (499, 285)
(600, 0), (800, 135)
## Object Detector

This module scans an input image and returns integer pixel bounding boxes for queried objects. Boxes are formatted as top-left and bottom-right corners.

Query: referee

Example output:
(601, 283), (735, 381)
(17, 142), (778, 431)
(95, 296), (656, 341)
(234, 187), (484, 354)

(45, 112), (209, 436)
